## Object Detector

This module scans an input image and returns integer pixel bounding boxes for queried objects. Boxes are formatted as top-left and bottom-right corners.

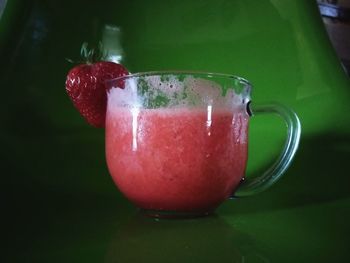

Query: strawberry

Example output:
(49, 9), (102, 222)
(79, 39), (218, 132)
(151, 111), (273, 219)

(65, 43), (129, 128)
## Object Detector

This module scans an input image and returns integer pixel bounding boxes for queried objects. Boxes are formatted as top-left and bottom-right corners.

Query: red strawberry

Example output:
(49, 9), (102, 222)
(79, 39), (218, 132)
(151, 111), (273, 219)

(65, 61), (128, 127)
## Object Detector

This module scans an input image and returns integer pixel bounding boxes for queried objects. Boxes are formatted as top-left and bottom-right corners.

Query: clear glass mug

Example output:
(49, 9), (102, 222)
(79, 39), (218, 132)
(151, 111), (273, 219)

(105, 72), (301, 218)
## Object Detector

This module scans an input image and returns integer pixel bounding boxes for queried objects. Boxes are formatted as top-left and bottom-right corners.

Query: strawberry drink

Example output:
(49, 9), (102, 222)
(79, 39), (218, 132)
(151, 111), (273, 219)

(105, 73), (251, 216)
(65, 59), (300, 218)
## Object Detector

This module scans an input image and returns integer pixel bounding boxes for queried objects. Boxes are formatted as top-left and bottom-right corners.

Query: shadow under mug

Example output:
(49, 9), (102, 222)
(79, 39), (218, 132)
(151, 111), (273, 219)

(105, 71), (301, 218)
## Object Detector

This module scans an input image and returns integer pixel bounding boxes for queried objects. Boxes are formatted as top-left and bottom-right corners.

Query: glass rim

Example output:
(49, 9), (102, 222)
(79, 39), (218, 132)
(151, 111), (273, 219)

(105, 70), (252, 86)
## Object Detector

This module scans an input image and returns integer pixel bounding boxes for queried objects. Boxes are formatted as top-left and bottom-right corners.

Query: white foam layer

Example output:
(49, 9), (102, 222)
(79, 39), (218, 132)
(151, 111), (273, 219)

(107, 75), (246, 111)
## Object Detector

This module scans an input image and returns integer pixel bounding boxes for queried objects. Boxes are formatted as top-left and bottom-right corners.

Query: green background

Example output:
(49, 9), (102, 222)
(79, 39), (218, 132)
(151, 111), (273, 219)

(2, 0), (350, 262)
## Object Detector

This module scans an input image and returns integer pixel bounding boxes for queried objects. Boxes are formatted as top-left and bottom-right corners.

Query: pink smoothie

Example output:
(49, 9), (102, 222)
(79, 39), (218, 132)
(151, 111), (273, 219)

(105, 107), (249, 213)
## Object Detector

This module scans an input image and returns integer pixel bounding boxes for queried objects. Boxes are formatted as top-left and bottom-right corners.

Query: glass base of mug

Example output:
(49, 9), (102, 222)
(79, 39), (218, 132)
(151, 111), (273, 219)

(139, 208), (215, 219)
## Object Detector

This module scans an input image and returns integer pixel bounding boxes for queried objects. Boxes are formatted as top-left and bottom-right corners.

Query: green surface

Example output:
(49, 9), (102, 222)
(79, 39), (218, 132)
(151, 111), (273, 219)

(2, 0), (350, 262)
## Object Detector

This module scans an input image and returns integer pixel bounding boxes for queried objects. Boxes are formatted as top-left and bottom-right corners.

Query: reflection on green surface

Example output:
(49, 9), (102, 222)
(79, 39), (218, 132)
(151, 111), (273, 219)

(221, 197), (350, 263)
(106, 215), (267, 263)
(5, 191), (350, 262)
(1, 0), (350, 262)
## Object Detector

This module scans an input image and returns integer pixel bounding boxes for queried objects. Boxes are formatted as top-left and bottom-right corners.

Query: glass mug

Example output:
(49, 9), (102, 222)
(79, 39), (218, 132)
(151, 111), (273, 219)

(105, 72), (301, 218)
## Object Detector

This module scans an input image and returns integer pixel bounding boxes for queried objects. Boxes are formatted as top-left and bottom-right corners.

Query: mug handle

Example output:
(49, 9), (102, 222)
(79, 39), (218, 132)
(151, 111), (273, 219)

(234, 102), (301, 197)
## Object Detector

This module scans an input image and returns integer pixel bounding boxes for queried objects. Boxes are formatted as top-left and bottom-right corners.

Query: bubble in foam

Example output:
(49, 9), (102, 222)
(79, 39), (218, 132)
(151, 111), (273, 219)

(145, 75), (184, 96)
